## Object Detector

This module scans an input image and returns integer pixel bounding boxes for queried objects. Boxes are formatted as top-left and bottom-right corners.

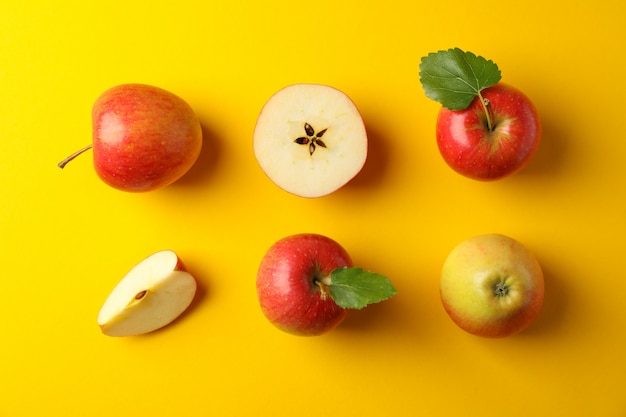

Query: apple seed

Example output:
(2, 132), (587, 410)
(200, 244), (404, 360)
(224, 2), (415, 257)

(134, 290), (148, 300)
(294, 122), (328, 156)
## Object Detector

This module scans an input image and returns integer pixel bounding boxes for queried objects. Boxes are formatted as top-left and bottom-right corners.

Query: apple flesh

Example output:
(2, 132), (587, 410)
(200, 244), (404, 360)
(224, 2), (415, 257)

(253, 83), (368, 198)
(440, 234), (544, 338)
(97, 250), (197, 337)
(436, 83), (541, 180)
(59, 83), (202, 192)
(256, 233), (352, 336)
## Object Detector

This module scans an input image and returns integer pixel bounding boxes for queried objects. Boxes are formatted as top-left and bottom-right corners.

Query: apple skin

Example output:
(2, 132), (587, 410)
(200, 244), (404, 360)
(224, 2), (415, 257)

(436, 83), (541, 180)
(92, 84), (202, 192)
(256, 233), (353, 336)
(440, 234), (544, 338)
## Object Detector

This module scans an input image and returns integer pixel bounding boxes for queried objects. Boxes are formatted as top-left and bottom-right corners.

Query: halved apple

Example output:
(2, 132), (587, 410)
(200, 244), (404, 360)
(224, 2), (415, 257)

(253, 83), (368, 198)
(97, 250), (197, 337)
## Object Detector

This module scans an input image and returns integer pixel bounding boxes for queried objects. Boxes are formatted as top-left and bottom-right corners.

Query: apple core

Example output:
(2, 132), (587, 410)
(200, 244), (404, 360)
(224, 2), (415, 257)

(253, 83), (368, 198)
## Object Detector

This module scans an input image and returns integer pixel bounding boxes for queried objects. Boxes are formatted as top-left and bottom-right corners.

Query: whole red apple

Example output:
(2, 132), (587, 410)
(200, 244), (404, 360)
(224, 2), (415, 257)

(59, 83), (202, 192)
(436, 83), (541, 180)
(256, 234), (353, 336)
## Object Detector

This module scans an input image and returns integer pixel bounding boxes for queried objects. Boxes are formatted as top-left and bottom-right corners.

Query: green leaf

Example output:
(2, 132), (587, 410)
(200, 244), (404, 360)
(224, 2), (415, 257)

(419, 47), (501, 110)
(328, 267), (397, 310)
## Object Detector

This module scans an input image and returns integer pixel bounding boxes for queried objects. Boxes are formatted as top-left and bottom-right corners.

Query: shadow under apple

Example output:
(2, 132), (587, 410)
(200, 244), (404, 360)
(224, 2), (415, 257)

(514, 111), (569, 179)
(343, 119), (392, 191)
(177, 264), (209, 322)
(336, 279), (419, 337)
(171, 122), (223, 188)
(515, 259), (568, 339)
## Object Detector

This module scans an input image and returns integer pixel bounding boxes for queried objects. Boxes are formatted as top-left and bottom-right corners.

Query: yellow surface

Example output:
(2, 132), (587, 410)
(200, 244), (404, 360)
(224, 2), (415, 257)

(1, 1), (625, 415)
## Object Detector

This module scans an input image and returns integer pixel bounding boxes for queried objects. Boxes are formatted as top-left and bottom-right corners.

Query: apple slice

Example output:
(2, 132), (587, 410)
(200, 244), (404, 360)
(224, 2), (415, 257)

(97, 250), (197, 337)
(253, 83), (368, 198)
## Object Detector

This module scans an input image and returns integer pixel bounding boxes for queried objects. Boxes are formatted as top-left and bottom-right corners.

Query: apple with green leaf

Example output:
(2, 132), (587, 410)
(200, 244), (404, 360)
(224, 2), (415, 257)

(253, 84), (368, 198)
(419, 48), (541, 180)
(440, 234), (544, 338)
(256, 233), (397, 336)
(59, 83), (202, 192)
(97, 250), (197, 336)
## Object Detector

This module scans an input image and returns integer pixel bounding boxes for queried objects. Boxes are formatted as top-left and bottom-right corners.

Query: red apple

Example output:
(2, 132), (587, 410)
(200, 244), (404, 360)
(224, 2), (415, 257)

(440, 234), (544, 338)
(59, 83), (202, 192)
(256, 234), (352, 336)
(256, 233), (398, 336)
(436, 83), (541, 180)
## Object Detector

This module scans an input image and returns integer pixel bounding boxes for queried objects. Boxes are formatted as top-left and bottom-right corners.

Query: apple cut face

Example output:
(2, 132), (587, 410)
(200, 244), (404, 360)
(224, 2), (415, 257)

(253, 84), (368, 198)
(97, 250), (197, 337)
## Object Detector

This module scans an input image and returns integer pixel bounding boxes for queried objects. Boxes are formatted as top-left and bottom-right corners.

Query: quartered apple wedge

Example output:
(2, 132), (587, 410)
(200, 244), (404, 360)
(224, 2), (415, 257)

(97, 250), (197, 337)
(253, 83), (368, 198)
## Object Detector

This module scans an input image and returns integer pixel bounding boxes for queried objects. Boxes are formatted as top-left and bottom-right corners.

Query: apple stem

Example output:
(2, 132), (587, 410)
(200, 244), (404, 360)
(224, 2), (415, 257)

(58, 144), (93, 169)
(478, 92), (495, 132)
(314, 276), (332, 300)
(318, 275), (332, 287)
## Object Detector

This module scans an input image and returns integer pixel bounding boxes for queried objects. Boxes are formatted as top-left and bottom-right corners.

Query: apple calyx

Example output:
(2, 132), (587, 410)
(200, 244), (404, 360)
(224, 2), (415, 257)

(57, 144), (93, 169)
(493, 281), (510, 297)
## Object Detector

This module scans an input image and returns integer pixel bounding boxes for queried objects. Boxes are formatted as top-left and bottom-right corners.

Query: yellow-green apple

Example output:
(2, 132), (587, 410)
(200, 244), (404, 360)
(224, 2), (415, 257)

(256, 233), (397, 336)
(436, 83), (541, 180)
(253, 84), (368, 198)
(97, 250), (197, 337)
(440, 234), (544, 338)
(59, 83), (202, 192)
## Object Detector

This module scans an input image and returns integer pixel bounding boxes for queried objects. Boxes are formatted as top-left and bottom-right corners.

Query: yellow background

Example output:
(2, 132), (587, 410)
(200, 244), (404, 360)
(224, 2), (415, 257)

(1, 0), (625, 415)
